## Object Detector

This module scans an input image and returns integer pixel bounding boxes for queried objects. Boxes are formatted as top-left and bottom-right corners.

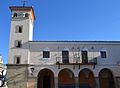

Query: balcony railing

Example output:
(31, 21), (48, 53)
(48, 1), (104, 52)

(56, 56), (97, 65)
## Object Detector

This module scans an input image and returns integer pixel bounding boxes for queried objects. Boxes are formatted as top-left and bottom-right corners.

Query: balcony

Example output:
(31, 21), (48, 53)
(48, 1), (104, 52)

(56, 56), (97, 65)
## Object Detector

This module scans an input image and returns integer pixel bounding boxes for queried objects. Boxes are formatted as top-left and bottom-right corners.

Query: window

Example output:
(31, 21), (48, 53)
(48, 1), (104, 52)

(62, 51), (69, 63)
(100, 51), (107, 58)
(15, 40), (22, 48)
(16, 25), (23, 33)
(81, 51), (88, 64)
(14, 56), (21, 64)
(43, 51), (50, 58)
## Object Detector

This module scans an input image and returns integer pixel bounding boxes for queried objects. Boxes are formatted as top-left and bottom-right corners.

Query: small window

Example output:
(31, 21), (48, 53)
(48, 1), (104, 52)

(16, 25), (23, 33)
(43, 51), (50, 58)
(100, 51), (107, 58)
(15, 40), (22, 48)
(14, 56), (21, 64)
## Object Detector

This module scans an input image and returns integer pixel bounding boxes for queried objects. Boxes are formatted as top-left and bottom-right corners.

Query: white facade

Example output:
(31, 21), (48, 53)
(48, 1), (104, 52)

(7, 6), (120, 88)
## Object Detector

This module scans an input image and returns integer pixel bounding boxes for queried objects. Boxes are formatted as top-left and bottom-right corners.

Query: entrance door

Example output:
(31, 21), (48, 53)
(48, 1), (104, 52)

(43, 76), (51, 88)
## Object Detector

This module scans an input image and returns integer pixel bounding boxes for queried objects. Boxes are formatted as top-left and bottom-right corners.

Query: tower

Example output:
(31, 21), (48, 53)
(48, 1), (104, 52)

(8, 6), (35, 64)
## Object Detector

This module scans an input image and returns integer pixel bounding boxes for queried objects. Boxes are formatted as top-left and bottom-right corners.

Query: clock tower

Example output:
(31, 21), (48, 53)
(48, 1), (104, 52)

(8, 6), (35, 64)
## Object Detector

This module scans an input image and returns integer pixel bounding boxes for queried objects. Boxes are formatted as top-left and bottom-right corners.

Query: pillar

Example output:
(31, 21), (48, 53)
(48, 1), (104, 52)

(55, 77), (58, 88)
(115, 77), (120, 88)
(75, 77), (79, 88)
(95, 77), (100, 88)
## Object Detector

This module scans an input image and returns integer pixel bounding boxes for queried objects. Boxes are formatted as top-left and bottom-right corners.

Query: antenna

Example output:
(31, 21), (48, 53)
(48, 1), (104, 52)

(21, 0), (27, 7)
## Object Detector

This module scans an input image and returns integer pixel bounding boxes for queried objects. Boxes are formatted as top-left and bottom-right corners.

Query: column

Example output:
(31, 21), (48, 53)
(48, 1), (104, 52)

(115, 77), (120, 88)
(75, 77), (79, 88)
(55, 77), (58, 88)
(95, 77), (100, 88)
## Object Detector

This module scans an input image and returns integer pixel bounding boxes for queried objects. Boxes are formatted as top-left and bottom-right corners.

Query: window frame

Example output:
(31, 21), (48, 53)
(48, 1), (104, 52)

(62, 50), (69, 63)
(14, 56), (21, 64)
(15, 25), (23, 33)
(43, 51), (50, 58)
(81, 50), (88, 64)
(15, 40), (22, 48)
(100, 51), (107, 58)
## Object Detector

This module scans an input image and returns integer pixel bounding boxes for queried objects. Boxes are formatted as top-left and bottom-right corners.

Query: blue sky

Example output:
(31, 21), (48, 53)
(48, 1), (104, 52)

(1, 0), (120, 64)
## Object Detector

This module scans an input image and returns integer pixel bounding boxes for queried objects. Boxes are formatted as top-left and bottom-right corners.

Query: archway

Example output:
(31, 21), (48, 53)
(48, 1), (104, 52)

(58, 69), (75, 88)
(79, 68), (96, 88)
(99, 68), (115, 88)
(37, 69), (55, 88)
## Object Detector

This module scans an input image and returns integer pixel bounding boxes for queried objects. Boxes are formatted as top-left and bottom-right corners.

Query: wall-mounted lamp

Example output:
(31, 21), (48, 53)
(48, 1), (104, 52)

(30, 67), (34, 76)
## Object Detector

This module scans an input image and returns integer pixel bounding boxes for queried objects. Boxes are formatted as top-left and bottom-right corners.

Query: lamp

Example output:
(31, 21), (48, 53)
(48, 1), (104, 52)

(30, 67), (34, 76)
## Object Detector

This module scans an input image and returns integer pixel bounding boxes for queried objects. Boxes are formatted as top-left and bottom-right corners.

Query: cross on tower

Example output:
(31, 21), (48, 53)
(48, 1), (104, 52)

(21, 0), (27, 7)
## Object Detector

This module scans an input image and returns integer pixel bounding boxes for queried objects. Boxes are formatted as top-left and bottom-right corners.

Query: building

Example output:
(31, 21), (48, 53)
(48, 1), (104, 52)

(7, 5), (120, 88)
(0, 55), (7, 88)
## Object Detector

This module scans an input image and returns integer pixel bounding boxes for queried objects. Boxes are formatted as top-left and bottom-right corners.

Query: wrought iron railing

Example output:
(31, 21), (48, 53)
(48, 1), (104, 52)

(56, 56), (97, 65)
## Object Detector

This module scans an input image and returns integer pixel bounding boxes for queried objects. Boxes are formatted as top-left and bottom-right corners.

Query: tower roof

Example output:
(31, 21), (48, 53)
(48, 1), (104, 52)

(9, 6), (35, 20)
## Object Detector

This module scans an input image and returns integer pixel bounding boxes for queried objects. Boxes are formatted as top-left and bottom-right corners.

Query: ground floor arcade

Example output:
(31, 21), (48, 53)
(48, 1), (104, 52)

(7, 64), (120, 88)
(27, 65), (120, 88)
(36, 68), (116, 88)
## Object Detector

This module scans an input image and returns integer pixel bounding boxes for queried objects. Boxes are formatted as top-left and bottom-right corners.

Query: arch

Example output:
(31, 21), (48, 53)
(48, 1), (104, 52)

(43, 47), (50, 51)
(25, 13), (29, 17)
(99, 68), (115, 88)
(79, 68), (96, 88)
(37, 68), (55, 88)
(13, 13), (17, 17)
(81, 48), (88, 51)
(58, 68), (75, 88)
(62, 48), (69, 51)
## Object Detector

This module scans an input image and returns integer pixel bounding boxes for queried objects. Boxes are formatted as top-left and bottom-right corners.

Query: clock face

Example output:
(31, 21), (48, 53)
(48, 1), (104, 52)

(18, 12), (24, 17)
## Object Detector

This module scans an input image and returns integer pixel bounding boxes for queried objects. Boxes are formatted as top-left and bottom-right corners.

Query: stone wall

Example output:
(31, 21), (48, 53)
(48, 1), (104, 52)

(7, 64), (28, 88)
